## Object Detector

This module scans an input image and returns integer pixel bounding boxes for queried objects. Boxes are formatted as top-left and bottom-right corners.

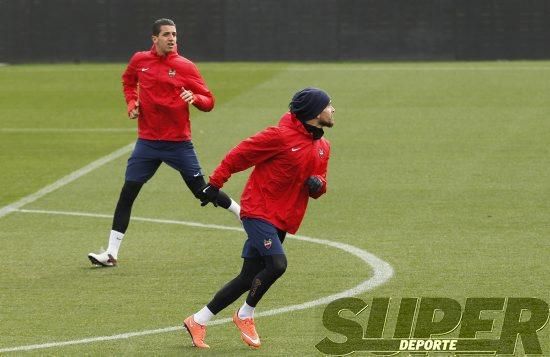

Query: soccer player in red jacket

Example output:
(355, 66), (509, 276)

(88, 18), (240, 267)
(183, 88), (335, 349)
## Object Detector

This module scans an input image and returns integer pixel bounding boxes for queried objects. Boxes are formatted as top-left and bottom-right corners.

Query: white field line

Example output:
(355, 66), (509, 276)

(2, 208), (394, 353)
(0, 143), (134, 218)
(17, 209), (244, 233)
(286, 65), (550, 71)
(0, 128), (135, 133)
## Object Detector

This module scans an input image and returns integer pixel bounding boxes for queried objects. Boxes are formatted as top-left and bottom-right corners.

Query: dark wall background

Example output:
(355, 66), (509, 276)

(1, 0), (549, 63)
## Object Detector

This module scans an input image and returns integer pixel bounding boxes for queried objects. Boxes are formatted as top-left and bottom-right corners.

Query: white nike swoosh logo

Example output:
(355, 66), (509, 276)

(241, 331), (260, 345)
(291, 147), (300, 152)
(193, 172), (201, 177)
(141, 68), (149, 72)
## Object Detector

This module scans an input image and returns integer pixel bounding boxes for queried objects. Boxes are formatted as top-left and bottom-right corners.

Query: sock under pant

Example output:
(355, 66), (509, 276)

(207, 254), (287, 314)
(112, 180), (143, 233)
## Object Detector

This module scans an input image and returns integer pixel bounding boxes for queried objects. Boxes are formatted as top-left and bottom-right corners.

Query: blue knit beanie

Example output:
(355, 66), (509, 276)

(289, 87), (330, 122)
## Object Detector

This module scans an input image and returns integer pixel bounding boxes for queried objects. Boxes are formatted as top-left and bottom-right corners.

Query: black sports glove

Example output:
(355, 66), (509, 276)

(200, 183), (220, 207)
(306, 176), (323, 194)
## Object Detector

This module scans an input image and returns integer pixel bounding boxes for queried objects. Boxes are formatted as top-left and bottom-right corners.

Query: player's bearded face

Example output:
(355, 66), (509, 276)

(153, 25), (177, 55)
(317, 103), (335, 128)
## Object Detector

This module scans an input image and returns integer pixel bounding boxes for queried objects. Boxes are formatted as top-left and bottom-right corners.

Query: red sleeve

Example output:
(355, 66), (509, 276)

(121, 53), (139, 111)
(209, 126), (284, 188)
(310, 142), (330, 199)
(184, 63), (215, 112)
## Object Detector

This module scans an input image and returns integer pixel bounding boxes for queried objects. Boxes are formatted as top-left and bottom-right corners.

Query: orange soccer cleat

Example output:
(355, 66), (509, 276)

(183, 315), (210, 349)
(232, 310), (261, 349)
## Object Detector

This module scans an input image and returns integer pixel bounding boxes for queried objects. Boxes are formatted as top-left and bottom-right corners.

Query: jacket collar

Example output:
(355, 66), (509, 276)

(278, 112), (324, 140)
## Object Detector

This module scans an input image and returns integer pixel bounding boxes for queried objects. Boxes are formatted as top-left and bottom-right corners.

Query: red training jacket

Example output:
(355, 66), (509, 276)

(122, 45), (214, 141)
(210, 112), (331, 234)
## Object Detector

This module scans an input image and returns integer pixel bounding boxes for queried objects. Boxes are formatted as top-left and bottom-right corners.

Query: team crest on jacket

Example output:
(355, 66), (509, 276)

(264, 239), (272, 249)
(168, 68), (176, 77)
(319, 148), (325, 158)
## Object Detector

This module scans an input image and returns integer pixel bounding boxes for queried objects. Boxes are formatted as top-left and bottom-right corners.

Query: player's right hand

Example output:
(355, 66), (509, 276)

(128, 100), (139, 119)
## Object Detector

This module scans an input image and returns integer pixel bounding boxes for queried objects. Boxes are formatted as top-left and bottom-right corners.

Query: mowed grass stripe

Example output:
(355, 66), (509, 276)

(0, 143), (135, 218)
(0, 63), (287, 207)
(0, 208), (392, 353)
(0, 128), (136, 133)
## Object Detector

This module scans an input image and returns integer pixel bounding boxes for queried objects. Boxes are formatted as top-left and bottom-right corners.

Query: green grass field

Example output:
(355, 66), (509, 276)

(0, 62), (549, 356)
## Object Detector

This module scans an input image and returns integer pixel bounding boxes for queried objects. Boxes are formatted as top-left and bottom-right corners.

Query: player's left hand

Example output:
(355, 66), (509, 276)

(306, 176), (323, 194)
(180, 87), (195, 105)
(200, 183), (220, 207)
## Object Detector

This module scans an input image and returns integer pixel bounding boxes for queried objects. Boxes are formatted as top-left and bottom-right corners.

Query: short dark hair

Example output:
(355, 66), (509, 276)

(152, 18), (176, 35)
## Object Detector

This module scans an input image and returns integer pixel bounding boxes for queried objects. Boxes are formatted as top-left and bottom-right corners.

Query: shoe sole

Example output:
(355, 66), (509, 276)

(232, 315), (261, 349)
(183, 322), (196, 347)
(240, 334), (260, 349)
(87, 254), (116, 267)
